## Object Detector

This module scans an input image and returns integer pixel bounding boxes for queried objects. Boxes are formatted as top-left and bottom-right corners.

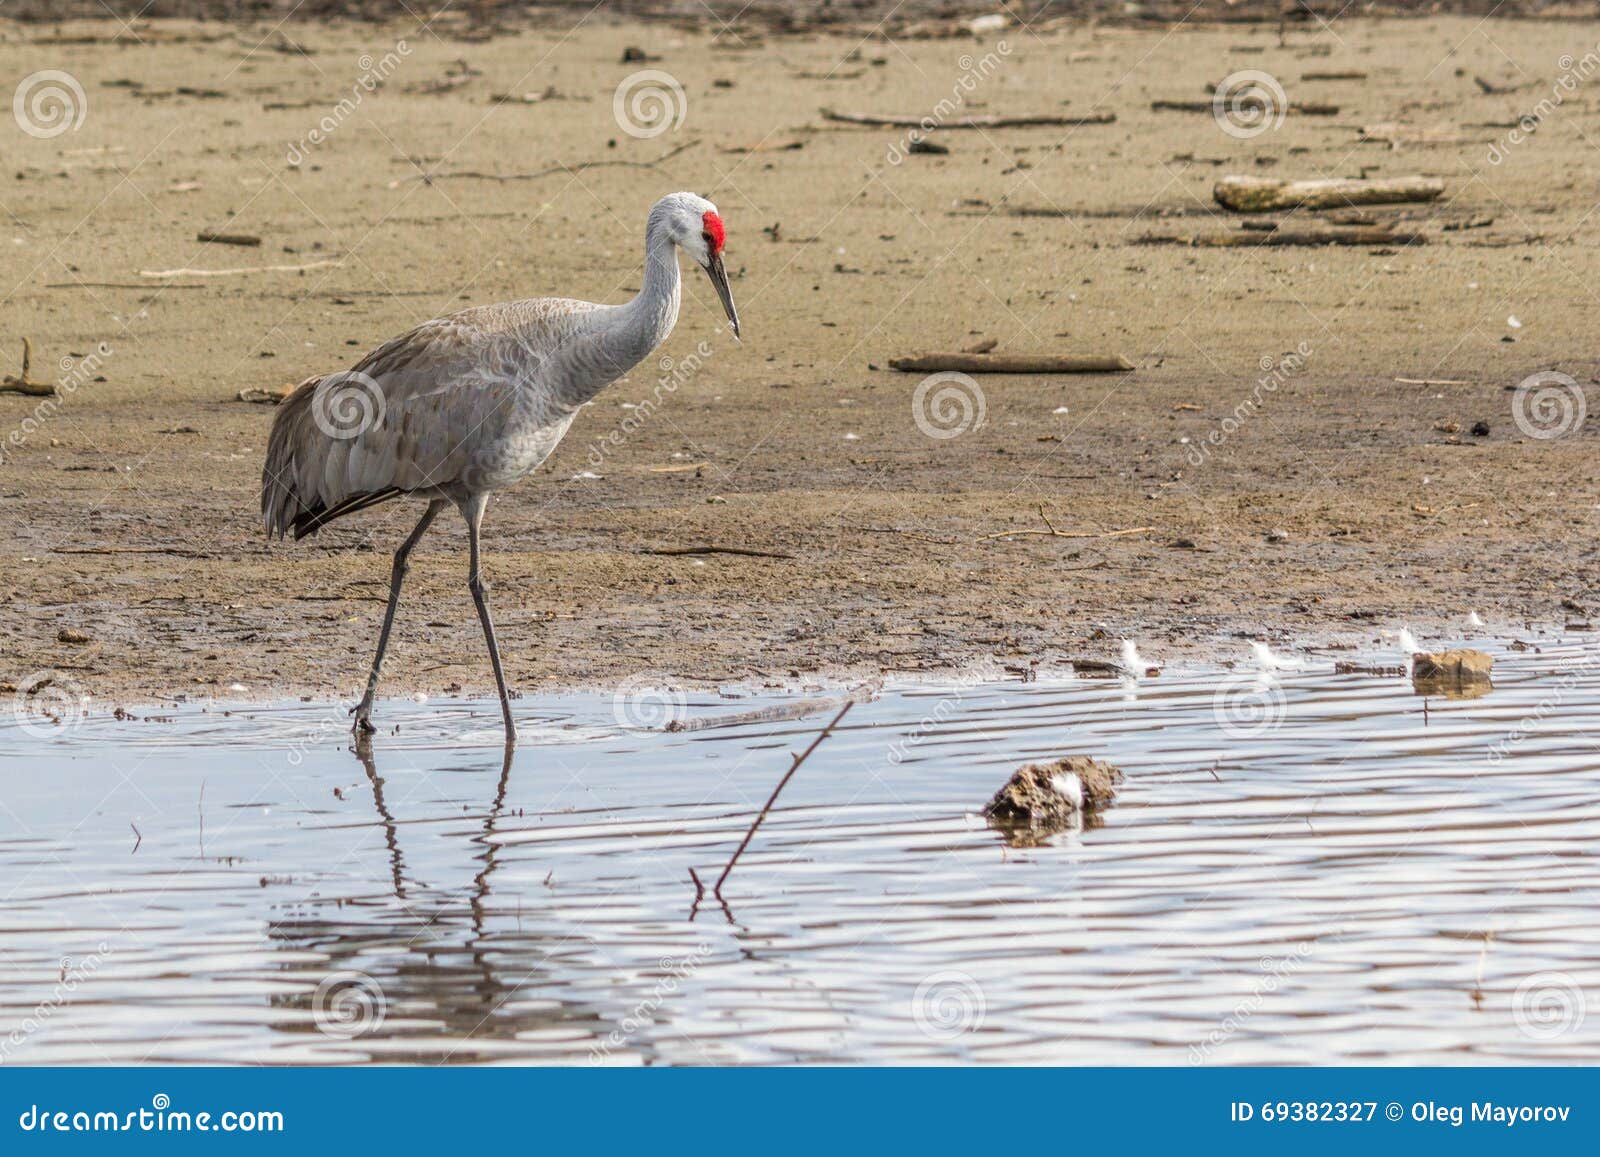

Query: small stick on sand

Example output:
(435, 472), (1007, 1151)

(196, 230), (262, 246)
(1214, 174), (1444, 213)
(889, 353), (1133, 373)
(393, 138), (700, 185)
(1137, 229), (1425, 248)
(1395, 376), (1471, 386)
(1, 338), (55, 397)
(641, 545), (796, 559)
(710, 701), (854, 900)
(980, 505), (1154, 543)
(821, 108), (1115, 128)
(139, 259), (342, 277)
(1152, 99), (1338, 115)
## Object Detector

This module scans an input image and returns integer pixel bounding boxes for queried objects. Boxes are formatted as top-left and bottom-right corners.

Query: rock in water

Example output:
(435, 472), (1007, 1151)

(983, 756), (1123, 833)
(1411, 649), (1494, 695)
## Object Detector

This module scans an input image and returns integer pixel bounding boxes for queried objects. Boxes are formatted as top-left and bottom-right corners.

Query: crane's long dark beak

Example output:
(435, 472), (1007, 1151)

(704, 253), (740, 339)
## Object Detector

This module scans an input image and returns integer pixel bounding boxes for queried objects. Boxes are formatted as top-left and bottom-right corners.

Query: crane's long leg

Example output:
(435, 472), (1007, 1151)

(462, 494), (518, 742)
(352, 499), (446, 734)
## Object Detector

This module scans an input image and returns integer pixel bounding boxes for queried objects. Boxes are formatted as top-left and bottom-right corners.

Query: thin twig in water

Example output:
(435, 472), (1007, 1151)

(979, 506), (1154, 543)
(711, 701), (853, 900)
(130, 823), (141, 854)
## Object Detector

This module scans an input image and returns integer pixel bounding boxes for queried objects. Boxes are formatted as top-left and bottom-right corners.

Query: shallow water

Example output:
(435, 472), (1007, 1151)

(3, 637), (1599, 1065)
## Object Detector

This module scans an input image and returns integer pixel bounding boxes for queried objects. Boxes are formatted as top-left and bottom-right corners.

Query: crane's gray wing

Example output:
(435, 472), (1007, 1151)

(261, 304), (589, 539)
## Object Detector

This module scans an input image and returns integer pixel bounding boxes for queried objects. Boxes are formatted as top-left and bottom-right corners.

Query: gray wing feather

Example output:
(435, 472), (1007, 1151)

(261, 300), (596, 538)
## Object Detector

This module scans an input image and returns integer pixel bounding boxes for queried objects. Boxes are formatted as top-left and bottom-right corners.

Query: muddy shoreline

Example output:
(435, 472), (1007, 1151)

(2, 15), (1597, 709)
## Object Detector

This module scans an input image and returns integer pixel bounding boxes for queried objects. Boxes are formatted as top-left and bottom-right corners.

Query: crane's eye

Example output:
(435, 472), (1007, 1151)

(701, 231), (715, 250)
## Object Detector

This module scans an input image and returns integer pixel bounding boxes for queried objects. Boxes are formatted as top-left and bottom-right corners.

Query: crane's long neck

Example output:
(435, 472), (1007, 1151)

(552, 213), (681, 410)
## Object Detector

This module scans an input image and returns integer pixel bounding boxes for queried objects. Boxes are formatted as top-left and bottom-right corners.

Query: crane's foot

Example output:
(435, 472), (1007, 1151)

(349, 704), (376, 735)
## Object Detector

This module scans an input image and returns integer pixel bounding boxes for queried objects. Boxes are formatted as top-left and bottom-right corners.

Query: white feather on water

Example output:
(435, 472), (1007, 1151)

(1048, 772), (1085, 810)
(1398, 628), (1420, 655)
(1250, 642), (1301, 671)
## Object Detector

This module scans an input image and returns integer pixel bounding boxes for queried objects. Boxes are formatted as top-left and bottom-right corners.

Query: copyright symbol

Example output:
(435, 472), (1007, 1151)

(1385, 1102), (1403, 1121)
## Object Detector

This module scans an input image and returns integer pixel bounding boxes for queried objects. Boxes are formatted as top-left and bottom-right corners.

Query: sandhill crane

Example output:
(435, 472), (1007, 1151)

(261, 191), (739, 742)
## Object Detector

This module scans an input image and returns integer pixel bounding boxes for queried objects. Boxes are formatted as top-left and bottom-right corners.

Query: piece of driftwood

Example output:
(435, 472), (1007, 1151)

(889, 353), (1133, 373)
(666, 686), (878, 733)
(1138, 228), (1425, 248)
(1215, 174), (1444, 213)
(821, 107), (1115, 129)
(1, 338), (55, 397)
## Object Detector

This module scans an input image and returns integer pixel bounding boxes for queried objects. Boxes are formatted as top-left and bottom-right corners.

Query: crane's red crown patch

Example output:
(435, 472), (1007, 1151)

(702, 210), (725, 254)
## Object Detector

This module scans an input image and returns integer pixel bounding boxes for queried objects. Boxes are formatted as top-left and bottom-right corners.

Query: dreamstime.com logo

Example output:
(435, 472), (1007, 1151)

(612, 674), (688, 730)
(17, 1094), (283, 1134)
(912, 970), (986, 1040)
(1211, 671), (1287, 739)
(13, 70), (87, 138)
(912, 371), (986, 440)
(1512, 971), (1586, 1040)
(311, 370), (386, 440)
(613, 70), (687, 139)
(311, 970), (387, 1038)
(1512, 370), (1586, 440)
(11, 670), (89, 739)
(1212, 70), (1287, 139)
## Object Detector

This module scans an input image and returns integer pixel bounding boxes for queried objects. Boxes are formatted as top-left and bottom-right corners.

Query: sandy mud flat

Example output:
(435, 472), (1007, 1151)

(0, 13), (1596, 707)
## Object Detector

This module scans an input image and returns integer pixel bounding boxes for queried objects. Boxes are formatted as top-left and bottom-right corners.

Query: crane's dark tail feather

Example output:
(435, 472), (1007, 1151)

(287, 488), (403, 539)
(261, 374), (406, 540)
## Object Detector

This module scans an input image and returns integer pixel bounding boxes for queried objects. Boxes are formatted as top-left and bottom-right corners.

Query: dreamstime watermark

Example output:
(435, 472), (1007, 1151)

(11, 669), (90, 739)
(1488, 649), (1600, 764)
(311, 970), (386, 1038)
(1184, 341), (1311, 468)
(585, 341), (714, 468)
(1488, 46), (1600, 165)
(612, 674), (688, 730)
(1212, 670), (1287, 739)
(884, 42), (1012, 165)
(886, 671), (994, 765)
(1512, 971), (1586, 1040)
(612, 70), (687, 139)
(1511, 370), (1586, 440)
(912, 970), (986, 1040)
(588, 943), (712, 1062)
(311, 370), (386, 440)
(1212, 70), (1287, 140)
(0, 342), (114, 467)
(1189, 941), (1313, 1064)
(286, 42), (411, 165)
(912, 371), (986, 440)
(0, 943), (111, 1063)
(13, 70), (87, 138)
